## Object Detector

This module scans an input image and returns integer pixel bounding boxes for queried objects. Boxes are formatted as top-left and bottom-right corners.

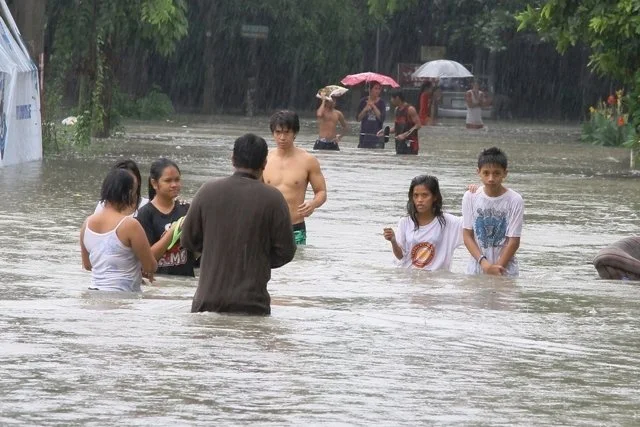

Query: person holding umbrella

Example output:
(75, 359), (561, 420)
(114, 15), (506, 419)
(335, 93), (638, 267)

(355, 82), (388, 149)
(341, 72), (399, 149)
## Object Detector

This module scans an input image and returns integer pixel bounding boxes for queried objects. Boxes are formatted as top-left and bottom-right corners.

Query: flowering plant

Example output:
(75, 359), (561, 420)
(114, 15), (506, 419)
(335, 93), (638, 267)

(582, 89), (636, 148)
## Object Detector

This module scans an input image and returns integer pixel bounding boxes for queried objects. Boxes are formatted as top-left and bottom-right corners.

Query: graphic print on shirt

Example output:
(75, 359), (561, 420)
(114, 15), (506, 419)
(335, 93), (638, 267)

(411, 241), (435, 268)
(474, 207), (508, 248)
(157, 222), (187, 267)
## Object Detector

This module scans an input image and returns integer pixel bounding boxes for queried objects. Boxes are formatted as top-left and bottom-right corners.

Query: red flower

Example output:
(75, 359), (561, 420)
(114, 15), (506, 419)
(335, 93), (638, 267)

(607, 95), (616, 105)
(617, 116), (625, 126)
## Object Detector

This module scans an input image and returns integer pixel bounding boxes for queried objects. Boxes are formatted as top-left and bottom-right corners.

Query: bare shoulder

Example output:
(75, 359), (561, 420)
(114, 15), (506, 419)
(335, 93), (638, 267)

(122, 215), (143, 233)
(298, 147), (321, 167)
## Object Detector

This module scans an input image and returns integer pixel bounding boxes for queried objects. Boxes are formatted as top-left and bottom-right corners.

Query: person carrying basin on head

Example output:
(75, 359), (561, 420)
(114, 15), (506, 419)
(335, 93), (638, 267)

(136, 158), (198, 277)
(356, 81), (388, 149)
(380, 90), (421, 155)
(314, 96), (348, 151)
(264, 110), (327, 245)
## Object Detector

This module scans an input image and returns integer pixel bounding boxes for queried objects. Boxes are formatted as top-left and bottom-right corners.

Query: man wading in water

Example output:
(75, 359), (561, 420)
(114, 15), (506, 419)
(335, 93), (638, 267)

(264, 110), (327, 245)
(314, 97), (348, 151)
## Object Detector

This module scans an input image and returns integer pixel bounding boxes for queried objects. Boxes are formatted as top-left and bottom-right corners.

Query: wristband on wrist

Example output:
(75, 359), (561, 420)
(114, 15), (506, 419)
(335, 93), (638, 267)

(477, 255), (487, 264)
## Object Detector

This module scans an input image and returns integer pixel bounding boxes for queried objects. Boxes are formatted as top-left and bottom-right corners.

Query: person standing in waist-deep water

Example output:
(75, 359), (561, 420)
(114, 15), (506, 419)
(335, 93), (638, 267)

(465, 80), (487, 129)
(181, 133), (296, 315)
(80, 168), (158, 292)
(381, 90), (421, 155)
(314, 96), (348, 151)
(418, 81), (433, 126)
(383, 175), (464, 271)
(356, 81), (386, 148)
(263, 110), (327, 245)
(136, 158), (197, 277)
(462, 147), (524, 277)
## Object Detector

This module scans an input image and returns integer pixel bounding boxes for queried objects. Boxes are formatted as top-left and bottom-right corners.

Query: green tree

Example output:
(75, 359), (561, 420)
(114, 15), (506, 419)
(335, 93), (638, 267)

(152, 0), (366, 113)
(517, 0), (640, 164)
(46, 0), (187, 142)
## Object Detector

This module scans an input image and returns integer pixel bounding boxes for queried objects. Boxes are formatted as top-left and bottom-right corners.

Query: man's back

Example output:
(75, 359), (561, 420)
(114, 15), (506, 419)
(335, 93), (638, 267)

(181, 173), (296, 314)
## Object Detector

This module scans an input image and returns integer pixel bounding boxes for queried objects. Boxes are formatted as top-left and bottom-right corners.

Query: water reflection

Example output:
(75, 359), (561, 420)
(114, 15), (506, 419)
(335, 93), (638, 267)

(0, 117), (639, 424)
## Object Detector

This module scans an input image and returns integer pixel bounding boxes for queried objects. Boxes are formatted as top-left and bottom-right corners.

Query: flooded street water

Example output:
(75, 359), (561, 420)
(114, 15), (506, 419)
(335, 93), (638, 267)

(1, 116), (639, 425)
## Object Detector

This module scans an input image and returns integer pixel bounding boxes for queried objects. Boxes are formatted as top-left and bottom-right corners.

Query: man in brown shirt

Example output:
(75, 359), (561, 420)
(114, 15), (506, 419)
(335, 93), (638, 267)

(181, 133), (296, 315)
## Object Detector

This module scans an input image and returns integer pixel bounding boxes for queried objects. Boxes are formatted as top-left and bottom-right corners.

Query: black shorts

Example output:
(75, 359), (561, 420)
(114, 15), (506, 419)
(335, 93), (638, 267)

(395, 139), (419, 155)
(313, 139), (340, 151)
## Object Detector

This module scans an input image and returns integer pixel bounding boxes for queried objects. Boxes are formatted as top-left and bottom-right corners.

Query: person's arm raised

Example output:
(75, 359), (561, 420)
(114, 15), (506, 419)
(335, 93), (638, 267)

(316, 98), (326, 118)
(370, 100), (382, 120)
(356, 98), (370, 121)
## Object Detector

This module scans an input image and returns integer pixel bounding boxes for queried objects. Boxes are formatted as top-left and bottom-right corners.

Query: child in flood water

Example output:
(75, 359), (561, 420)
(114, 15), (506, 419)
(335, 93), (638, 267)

(462, 147), (523, 276)
(80, 168), (158, 291)
(383, 175), (464, 271)
(135, 158), (198, 277)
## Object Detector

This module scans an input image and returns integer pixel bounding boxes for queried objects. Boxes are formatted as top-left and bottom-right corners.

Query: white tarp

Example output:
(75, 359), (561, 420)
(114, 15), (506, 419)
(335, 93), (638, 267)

(0, 0), (42, 167)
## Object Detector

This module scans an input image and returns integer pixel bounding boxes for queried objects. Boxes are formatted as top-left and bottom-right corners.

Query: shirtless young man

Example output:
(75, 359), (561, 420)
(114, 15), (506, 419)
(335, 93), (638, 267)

(314, 97), (348, 151)
(264, 110), (327, 245)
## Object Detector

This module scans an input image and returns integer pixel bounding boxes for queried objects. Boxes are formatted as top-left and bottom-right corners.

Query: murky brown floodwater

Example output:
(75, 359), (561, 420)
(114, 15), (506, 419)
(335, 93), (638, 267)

(1, 116), (639, 425)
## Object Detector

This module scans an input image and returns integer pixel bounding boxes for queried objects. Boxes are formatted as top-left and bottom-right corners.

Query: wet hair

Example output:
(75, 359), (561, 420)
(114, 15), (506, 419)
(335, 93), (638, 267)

(407, 175), (445, 230)
(148, 157), (180, 200)
(391, 90), (405, 102)
(477, 147), (508, 170)
(269, 110), (300, 134)
(112, 159), (142, 208)
(233, 133), (268, 170)
(99, 168), (137, 212)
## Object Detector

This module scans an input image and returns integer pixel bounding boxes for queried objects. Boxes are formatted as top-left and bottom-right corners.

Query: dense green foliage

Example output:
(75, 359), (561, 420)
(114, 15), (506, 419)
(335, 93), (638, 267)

(582, 90), (636, 147)
(45, 0), (187, 146)
(41, 0), (628, 161)
(517, 0), (640, 160)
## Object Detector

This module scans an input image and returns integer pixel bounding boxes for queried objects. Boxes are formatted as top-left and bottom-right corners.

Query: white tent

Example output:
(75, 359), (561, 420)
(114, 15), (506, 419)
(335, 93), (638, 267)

(0, 0), (42, 168)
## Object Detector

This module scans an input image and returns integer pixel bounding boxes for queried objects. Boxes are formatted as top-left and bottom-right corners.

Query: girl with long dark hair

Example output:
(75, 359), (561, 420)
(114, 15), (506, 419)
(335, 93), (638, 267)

(383, 175), (464, 271)
(136, 158), (197, 277)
